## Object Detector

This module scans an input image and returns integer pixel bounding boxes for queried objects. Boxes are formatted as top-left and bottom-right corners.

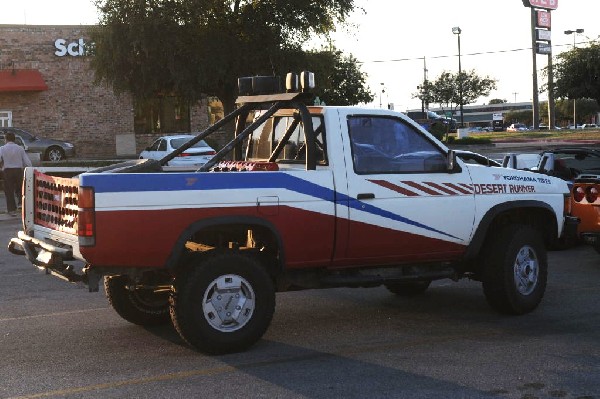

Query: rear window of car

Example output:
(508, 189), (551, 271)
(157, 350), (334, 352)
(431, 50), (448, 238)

(171, 138), (210, 149)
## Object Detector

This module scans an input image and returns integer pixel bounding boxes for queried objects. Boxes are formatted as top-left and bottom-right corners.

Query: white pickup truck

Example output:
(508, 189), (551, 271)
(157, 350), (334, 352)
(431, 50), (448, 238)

(9, 73), (576, 354)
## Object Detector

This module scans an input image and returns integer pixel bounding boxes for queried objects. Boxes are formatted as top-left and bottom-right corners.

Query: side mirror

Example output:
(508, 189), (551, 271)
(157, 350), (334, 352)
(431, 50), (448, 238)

(447, 150), (459, 173)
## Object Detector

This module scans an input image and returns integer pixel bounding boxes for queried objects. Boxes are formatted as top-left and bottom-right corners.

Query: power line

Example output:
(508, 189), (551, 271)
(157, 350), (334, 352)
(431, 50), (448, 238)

(359, 41), (589, 64)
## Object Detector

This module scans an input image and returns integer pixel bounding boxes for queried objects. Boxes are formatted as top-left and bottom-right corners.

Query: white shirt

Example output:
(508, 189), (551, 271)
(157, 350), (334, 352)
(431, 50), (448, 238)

(0, 142), (32, 169)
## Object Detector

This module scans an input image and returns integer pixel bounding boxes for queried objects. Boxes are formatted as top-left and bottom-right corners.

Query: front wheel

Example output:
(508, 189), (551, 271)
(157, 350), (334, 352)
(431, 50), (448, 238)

(481, 225), (547, 315)
(104, 275), (171, 326)
(170, 252), (275, 354)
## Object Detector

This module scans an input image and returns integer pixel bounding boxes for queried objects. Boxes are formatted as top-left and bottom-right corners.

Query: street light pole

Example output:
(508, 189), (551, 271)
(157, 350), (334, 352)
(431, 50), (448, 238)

(379, 82), (385, 108)
(564, 28), (584, 128)
(452, 26), (464, 128)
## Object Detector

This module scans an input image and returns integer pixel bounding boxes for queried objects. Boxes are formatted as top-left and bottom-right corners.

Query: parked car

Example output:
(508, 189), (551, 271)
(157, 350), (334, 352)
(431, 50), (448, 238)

(504, 147), (600, 249)
(139, 134), (216, 167)
(0, 127), (75, 161)
(580, 124), (598, 129)
(506, 123), (529, 132)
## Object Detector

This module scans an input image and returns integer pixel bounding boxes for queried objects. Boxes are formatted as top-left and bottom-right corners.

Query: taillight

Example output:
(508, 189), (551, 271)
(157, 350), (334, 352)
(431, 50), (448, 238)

(573, 186), (585, 202)
(177, 150), (215, 157)
(77, 187), (95, 245)
(586, 186), (599, 203)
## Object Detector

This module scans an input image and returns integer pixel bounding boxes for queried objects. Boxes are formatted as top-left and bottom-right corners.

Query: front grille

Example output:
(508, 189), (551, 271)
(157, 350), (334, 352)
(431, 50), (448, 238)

(34, 170), (79, 235)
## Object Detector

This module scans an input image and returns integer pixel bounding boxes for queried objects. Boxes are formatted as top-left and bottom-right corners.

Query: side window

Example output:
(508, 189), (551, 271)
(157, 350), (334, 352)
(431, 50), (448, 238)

(348, 116), (446, 174)
(148, 139), (161, 151)
(273, 116), (327, 164)
(246, 113), (327, 165)
(157, 139), (167, 151)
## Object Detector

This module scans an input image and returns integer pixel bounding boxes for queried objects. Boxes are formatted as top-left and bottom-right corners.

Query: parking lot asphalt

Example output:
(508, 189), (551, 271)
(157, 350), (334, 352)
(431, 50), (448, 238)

(0, 192), (19, 222)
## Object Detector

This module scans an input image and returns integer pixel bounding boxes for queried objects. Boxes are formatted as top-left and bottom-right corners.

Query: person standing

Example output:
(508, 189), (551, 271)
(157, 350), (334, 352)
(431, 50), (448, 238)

(0, 131), (32, 216)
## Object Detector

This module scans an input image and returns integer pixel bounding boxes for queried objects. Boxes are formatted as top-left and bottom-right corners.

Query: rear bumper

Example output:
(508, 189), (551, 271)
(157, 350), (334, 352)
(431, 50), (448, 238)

(8, 230), (100, 291)
(581, 232), (600, 246)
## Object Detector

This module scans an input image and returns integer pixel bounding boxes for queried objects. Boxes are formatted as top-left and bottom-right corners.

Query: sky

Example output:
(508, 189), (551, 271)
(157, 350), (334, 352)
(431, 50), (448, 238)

(1, 0), (598, 112)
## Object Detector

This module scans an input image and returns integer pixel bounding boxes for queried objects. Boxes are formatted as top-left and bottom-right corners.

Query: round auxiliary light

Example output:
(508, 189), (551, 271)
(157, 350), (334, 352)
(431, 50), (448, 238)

(573, 186), (585, 202)
(586, 186), (599, 203)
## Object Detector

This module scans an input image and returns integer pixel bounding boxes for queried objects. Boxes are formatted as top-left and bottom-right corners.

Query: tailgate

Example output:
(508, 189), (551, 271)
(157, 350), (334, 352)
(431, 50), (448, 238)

(32, 169), (80, 234)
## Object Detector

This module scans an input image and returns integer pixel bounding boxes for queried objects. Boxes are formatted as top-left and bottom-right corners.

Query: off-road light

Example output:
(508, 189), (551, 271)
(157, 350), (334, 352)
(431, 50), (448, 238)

(286, 73), (299, 92)
(300, 71), (315, 92)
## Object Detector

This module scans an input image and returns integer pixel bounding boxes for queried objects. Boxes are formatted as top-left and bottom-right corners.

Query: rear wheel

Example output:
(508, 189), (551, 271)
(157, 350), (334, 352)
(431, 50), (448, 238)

(481, 225), (547, 315)
(384, 280), (431, 297)
(170, 252), (275, 354)
(104, 275), (171, 326)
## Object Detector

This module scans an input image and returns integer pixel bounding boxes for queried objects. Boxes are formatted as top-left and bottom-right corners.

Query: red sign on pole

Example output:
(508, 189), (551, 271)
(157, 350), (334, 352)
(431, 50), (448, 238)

(522, 0), (558, 10)
(537, 10), (551, 28)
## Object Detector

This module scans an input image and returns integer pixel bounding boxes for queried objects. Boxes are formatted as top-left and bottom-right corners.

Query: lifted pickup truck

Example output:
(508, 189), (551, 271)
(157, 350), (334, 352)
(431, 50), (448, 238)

(9, 73), (575, 354)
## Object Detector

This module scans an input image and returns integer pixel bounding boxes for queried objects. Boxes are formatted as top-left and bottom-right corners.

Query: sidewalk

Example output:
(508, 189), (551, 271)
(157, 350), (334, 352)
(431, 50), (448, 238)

(0, 192), (20, 222)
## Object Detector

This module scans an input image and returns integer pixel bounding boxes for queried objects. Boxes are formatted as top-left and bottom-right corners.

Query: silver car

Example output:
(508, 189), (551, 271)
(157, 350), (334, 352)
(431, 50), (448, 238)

(0, 127), (75, 161)
(139, 135), (216, 167)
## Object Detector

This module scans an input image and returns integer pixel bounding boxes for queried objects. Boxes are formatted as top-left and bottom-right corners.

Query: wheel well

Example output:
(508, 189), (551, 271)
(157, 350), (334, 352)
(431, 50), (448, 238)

(465, 203), (558, 263)
(486, 207), (557, 247)
(169, 221), (282, 278)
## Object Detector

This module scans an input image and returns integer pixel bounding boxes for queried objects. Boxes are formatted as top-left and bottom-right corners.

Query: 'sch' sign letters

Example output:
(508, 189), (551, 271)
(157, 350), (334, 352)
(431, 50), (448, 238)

(522, 0), (558, 10)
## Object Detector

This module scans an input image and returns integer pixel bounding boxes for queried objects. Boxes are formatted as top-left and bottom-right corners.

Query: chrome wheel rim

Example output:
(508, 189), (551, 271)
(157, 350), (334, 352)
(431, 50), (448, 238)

(48, 149), (63, 161)
(513, 245), (539, 296)
(202, 274), (255, 332)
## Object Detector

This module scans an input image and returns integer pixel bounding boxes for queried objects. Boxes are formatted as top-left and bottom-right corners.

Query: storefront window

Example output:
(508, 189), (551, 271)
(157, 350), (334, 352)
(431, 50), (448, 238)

(134, 96), (190, 134)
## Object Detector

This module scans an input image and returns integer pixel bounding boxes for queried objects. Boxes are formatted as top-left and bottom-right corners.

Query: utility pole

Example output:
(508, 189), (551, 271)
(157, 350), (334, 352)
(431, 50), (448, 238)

(529, 7), (540, 130)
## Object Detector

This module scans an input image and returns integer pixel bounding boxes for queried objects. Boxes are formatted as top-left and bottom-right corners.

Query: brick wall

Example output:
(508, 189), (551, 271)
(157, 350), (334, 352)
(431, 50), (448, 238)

(0, 25), (212, 159)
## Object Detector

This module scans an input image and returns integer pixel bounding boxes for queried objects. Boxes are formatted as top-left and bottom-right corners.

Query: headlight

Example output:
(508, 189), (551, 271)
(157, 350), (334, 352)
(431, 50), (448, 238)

(64, 143), (74, 148)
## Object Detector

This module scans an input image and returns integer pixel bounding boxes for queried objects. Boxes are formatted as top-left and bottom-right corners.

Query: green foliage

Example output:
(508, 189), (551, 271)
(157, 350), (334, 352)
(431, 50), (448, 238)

(413, 70), (497, 113)
(89, 0), (362, 115)
(488, 98), (507, 104)
(502, 110), (532, 126)
(554, 41), (600, 105)
(542, 98), (599, 125)
(428, 122), (447, 141)
(305, 50), (373, 106)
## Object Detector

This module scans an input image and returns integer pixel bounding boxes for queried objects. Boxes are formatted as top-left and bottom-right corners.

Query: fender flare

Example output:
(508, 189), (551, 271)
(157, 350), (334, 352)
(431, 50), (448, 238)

(164, 215), (285, 271)
(463, 200), (558, 261)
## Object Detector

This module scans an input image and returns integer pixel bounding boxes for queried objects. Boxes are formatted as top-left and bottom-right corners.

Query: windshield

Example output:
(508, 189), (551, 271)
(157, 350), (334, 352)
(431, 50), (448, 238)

(170, 138), (210, 149)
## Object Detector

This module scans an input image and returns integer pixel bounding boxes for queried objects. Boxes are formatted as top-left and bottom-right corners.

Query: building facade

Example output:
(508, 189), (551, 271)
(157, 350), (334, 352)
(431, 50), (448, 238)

(0, 25), (210, 159)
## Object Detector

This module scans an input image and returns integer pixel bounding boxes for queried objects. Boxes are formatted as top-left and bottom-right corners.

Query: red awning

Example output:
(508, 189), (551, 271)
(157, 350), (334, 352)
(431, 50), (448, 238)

(0, 69), (48, 92)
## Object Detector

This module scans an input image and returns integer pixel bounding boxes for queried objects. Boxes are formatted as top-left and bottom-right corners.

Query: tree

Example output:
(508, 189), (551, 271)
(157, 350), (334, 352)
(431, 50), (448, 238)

(303, 50), (373, 106)
(414, 70), (497, 117)
(553, 41), (600, 105)
(489, 99), (507, 104)
(89, 0), (362, 117)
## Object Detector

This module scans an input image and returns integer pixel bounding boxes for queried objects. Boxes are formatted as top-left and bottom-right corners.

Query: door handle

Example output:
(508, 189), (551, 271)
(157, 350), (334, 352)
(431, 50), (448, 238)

(357, 193), (375, 200)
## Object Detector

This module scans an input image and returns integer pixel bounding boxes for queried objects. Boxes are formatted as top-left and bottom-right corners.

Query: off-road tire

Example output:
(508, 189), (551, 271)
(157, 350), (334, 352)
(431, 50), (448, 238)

(481, 225), (547, 315)
(384, 280), (431, 297)
(170, 252), (275, 354)
(104, 275), (171, 326)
